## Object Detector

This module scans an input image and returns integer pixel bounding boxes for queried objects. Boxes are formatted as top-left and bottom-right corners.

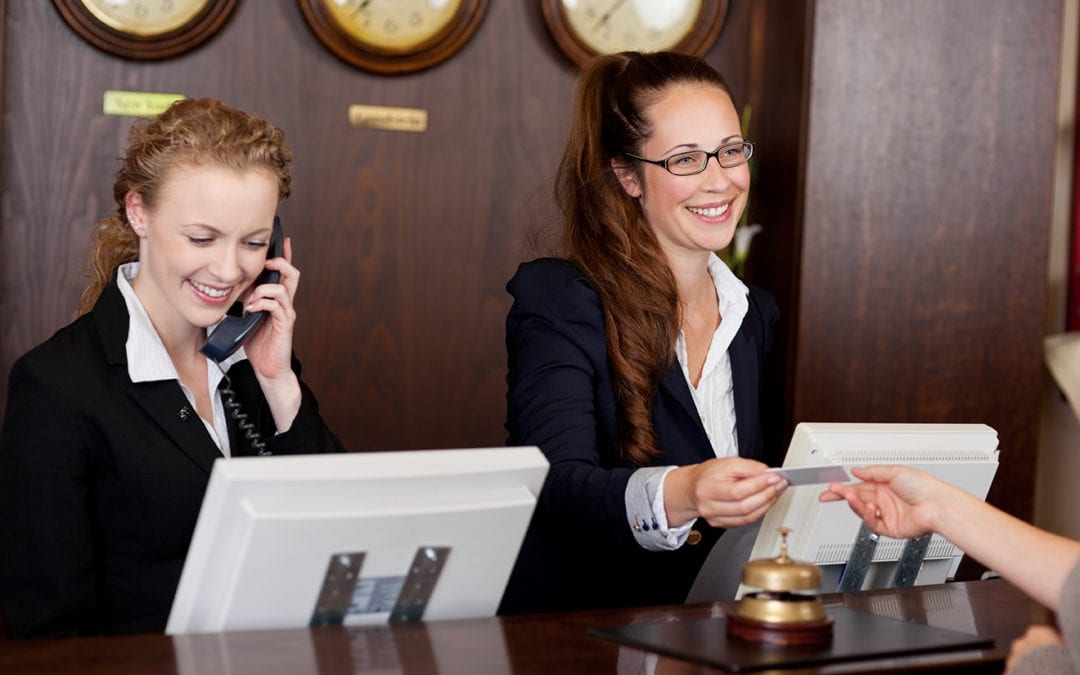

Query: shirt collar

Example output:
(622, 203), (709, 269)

(707, 252), (750, 319)
(707, 253), (749, 367)
(116, 262), (246, 383)
(672, 254), (750, 385)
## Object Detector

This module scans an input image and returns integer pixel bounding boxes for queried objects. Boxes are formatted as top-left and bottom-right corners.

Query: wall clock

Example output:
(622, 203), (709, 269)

(541, 0), (728, 67)
(52, 0), (238, 61)
(298, 0), (489, 75)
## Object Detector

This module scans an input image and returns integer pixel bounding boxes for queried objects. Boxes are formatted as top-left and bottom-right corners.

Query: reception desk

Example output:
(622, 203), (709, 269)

(0, 579), (1052, 674)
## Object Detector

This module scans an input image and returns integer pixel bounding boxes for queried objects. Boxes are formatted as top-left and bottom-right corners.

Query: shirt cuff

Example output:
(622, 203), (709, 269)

(625, 466), (694, 551)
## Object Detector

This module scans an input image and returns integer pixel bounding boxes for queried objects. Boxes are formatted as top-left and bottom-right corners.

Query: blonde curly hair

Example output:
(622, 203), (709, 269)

(79, 98), (292, 315)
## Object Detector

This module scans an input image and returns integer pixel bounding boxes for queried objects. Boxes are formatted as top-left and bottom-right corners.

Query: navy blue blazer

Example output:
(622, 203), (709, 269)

(0, 276), (343, 637)
(498, 258), (779, 614)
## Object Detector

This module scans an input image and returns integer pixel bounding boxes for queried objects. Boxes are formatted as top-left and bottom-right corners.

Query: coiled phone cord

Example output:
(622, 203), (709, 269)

(218, 371), (270, 456)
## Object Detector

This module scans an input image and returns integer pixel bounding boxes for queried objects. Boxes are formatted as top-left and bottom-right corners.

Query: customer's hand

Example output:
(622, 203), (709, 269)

(817, 465), (953, 539)
(1004, 624), (1064, 673)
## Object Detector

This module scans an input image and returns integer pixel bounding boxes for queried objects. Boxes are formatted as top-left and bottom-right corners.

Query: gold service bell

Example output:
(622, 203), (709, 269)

(725, 527), (833, 645)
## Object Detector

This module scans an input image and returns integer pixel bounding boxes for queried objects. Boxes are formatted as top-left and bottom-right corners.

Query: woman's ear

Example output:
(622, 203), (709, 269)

(125, 192), (147, 237)
(610, 157), (643, 198)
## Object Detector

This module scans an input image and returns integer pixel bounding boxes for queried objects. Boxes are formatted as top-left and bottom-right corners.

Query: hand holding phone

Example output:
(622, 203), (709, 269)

(200, 216), (284, 363)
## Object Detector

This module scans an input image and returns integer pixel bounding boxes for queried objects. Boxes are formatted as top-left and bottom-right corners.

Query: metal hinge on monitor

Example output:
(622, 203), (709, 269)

(311, 552), (367, 626)
(390, 546), (451, 622)
(838, 524), (879, 592)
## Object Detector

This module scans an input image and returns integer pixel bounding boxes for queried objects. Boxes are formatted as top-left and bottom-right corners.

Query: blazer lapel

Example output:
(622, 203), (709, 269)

(728, 329), (760, 460)
(93, 276), (222, 475)
(660, 338), (760, 461)
(127, 380), (221, 475)
(660, 362), (706, 436)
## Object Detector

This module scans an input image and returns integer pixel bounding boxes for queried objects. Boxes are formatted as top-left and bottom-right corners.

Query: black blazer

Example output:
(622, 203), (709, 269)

(0, 277), (342, 637)
(498, 258), (779, 614)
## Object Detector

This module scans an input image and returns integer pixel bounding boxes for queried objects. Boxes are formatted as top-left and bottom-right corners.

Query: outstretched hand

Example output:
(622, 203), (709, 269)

(817, 465), (948, 540)
(823, 465), (1080, 613)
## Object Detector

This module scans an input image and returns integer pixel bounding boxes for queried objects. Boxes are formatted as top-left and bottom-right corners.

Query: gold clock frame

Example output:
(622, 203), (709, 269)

(540, 0), (729, 67)
(297, 0), (489, 75)
(52, 0), (239, 61)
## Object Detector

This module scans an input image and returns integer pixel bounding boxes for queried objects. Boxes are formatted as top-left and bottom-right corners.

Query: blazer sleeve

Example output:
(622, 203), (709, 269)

(506, 259), (637, 540)
(267, 376), (343, 455)
(226, 358), (343, 455)
(0, 353), (101, 637)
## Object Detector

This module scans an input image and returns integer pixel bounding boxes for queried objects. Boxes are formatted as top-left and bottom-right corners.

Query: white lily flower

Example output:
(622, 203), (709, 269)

(733, 223), (763, 262)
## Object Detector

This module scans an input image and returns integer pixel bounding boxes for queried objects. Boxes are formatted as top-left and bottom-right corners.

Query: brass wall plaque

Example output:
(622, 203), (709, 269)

(348, 104), (428, 133)
(103, 91), (185, 117)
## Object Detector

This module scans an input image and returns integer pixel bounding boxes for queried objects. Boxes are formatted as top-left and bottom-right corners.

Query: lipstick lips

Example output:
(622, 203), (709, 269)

(188, 279), (234, 306)
(687, 202), (731, 220)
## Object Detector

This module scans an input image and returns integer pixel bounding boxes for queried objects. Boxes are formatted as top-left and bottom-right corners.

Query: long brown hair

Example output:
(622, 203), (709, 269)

(555, 52), (736, 466)
(78, 98), (293, 315)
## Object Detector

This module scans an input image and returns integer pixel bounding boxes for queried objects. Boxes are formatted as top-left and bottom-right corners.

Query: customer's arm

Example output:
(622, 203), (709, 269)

(821, 465), (1080, 610)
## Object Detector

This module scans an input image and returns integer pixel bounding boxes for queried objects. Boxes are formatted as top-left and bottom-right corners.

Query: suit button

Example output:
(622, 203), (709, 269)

(687, 530), (702, 546)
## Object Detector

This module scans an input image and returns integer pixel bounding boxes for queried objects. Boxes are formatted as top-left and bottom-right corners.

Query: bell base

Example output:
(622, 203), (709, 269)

(725, 610), (834, 646)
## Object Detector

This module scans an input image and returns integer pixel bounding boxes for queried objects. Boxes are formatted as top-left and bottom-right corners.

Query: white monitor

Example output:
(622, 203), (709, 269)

(740, 423), (999, 596)
(166, 446), (548, 635)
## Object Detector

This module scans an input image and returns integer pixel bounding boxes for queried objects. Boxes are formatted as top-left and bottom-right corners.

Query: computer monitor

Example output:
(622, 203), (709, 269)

(740, 423), (999, 596)
(166, 446), (548, 635)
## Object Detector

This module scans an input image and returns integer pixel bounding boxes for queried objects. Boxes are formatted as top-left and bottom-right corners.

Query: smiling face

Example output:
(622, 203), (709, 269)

(126, 163), (279, 343)
(614, 83), (749, 266)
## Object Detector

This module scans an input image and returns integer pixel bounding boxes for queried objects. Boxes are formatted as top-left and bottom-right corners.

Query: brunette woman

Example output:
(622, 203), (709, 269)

(499, 52), (785, 614)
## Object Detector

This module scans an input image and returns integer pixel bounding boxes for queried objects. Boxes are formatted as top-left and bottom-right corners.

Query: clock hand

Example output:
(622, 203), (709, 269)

(350, 0), (373, 18)
(592, 0), (629, 32)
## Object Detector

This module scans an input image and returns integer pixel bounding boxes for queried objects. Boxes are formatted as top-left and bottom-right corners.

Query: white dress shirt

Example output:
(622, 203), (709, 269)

(624, 254), (750, 550)
(117, 262), (248, 457)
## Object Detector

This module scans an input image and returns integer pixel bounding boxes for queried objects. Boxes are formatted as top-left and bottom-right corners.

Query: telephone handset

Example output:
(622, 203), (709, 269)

(200, 216), (284, 363)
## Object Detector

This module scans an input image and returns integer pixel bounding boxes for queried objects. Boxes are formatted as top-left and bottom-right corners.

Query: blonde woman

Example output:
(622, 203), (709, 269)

(0, 99), (341, 637)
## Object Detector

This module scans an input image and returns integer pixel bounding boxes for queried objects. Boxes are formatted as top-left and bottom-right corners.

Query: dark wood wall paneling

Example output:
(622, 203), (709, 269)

(0, 1), (752, 452)
(742, 0), (813, 461)
(0, 2), (1061, 529)
(774, 0), (1061, 525)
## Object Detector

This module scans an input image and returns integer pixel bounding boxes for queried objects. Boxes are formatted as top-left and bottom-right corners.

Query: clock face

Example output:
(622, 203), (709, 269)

(321, 0), (464, 53)
(541, 0), (727, 67)
(298, 0), (488, 74)
(78, 0), (211, 37)
(54, 0), (237, 59)
(562, 0), (703, 55)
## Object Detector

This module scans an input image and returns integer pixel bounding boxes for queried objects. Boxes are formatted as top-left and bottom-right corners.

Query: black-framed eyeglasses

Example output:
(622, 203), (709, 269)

(624, 141), (754, 176)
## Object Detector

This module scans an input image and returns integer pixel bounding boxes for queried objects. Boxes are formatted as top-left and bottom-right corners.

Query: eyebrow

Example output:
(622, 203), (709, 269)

(182, 223), (272, 238)
(659, 135), (744, 157)
(180, 222), (221, 233)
